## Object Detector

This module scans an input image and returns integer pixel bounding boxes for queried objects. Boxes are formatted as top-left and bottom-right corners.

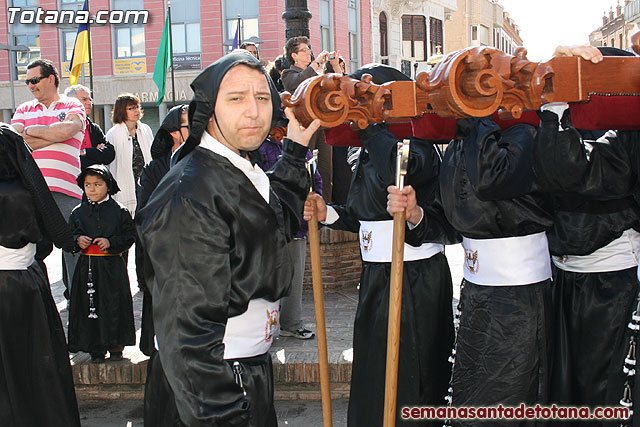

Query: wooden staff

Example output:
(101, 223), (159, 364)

(383, 140), (411, 427)
(306, 149), (333, 427)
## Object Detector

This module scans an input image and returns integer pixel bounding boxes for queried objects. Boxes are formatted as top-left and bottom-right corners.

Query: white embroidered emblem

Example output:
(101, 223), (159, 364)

(56, 111), (67, 121)
(361, 229), (373, 252)
(265, 308), (279, 343)
(465, 249), (479, 274)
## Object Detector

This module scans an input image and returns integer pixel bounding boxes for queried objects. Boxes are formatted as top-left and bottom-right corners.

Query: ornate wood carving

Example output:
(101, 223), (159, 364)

(280, 45), (640, 129)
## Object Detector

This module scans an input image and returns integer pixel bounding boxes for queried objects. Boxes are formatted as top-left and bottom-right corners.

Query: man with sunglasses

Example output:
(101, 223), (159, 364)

(11, 58), (86, 292)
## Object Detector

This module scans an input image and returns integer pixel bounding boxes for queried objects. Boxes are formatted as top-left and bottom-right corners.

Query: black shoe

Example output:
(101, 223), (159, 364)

(108, 351), (123, 361)
(280, 328), (315, 340)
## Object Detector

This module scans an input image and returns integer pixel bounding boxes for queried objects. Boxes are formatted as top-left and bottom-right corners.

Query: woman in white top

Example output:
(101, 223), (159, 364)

(106, 93), (152, 216)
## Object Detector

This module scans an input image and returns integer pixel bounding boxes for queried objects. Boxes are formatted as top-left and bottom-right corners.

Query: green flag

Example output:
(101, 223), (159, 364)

(153, 13), (171, 106)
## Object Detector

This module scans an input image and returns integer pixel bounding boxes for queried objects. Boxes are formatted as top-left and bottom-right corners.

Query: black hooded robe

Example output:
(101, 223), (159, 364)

(137, 53), (310, 427)
(0, 125), (80, 427)
(440, 118), (554, 426)
(326, 122), (459, 427)
(67, 196), (136, 354)
(534, 111), (640, 425)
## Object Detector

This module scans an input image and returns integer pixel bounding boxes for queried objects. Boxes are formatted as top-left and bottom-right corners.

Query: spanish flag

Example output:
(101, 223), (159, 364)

(69, 0), (89, 85)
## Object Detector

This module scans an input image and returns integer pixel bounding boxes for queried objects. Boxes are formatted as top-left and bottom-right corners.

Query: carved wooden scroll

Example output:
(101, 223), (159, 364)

(281, 45), (640, 129)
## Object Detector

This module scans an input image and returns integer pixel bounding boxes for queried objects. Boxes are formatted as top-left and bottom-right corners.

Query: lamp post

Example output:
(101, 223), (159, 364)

(0, 43), (29, 114)
(281, 0), (312, 40)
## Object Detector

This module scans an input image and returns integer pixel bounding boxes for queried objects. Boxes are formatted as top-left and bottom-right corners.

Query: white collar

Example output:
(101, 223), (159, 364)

(199, 131), (255, 172)
(199, 132), (270, 203)
(89, 194), (110, 205)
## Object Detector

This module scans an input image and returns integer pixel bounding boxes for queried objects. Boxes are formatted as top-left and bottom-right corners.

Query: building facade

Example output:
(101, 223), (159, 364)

(444, 0), (522, 57)
(590, 1), (635, 51)
(0, 0), (372, 132)
(369, 0), (457, 78)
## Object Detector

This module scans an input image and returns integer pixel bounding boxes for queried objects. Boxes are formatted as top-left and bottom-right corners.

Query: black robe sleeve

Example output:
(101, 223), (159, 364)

(69, 206), (86, 245)
(107, 205), (136, 254)
(461, 118), (536, 201)
(533, 111), (638, 198)
(143, 195), (251, 427)
(266, 138), (312, 241)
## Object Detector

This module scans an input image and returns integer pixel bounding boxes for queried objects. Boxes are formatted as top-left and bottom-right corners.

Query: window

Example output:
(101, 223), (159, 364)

(225, 0), (260, 51)
(14, 34), (40, 80)
(402, 15), (426, 61)
(348, 0), (359, 71)
(470, 24), (490, 45)
(61, 30), (76, 62)
(112, 0), (145, 58)
(379, 12), (388, 64)
(116, 27), (145, 57)
(320, 0), (332, 51)
(170, 0), (201, 55)
(10, 1), (39, 80)
(429, 17), (443, 57)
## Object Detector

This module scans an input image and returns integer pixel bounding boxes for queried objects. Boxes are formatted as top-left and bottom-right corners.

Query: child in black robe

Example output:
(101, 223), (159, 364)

(68, 164), (136, 362)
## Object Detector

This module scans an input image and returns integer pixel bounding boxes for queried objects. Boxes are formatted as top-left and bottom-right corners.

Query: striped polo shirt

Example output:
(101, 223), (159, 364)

(12, 96), (86, 199)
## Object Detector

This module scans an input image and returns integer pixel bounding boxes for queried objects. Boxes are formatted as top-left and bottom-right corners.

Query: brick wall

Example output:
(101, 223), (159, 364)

(303, 228), (361, 291)
(200, 0), (223, 65)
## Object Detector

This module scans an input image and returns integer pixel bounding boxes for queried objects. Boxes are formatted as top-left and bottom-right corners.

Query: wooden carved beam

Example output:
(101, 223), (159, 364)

(280, 45), (640, 129)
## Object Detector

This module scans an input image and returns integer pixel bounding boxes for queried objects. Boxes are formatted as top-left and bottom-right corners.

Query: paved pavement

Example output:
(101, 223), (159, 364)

(78, 398), (350, 427)
(46, 244), (465, 425)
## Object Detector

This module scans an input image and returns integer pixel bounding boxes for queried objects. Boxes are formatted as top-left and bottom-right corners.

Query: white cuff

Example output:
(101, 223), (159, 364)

(322, 206), (340, 225)
(407, 207), (424, 230)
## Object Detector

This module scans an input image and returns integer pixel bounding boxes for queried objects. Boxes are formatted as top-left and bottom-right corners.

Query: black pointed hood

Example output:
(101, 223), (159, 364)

(151, 104), (187, 160)
(176, 52), (283, 162)
(349, 63), (412, 84)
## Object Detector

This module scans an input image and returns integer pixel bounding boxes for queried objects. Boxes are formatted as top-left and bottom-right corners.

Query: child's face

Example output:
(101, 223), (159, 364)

(84, 174), (108, 203)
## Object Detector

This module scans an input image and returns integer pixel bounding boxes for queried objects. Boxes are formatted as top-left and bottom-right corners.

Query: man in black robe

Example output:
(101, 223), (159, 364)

(137, 52), (318, 427)
(135, 104), (188, 357)
(438, 115), (554, 426)
(305, 65), (458, 427)
(533, 46), (640, 426)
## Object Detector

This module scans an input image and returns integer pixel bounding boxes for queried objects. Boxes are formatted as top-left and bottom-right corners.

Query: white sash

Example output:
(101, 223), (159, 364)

(553, 229), (640, 273)
(359, 220), (444, 263)
(0, 243), (36, 270)
(223, 298), (280, 359)
(462, 232), (551, 286)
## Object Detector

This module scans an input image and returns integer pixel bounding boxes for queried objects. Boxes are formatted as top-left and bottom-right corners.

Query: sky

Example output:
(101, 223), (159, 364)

(497, 0), (629, 61)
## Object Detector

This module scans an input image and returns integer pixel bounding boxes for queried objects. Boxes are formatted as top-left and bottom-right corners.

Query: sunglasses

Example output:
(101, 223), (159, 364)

(25, 76), (46, 85)
(127, 105), (141, 111)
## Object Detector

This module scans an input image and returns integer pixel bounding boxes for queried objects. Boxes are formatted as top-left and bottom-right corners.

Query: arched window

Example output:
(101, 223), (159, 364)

(379, 12), (388, 64)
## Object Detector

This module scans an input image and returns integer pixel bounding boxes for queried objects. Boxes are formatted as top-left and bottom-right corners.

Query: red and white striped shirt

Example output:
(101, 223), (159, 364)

(12, 96), (86, 199)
